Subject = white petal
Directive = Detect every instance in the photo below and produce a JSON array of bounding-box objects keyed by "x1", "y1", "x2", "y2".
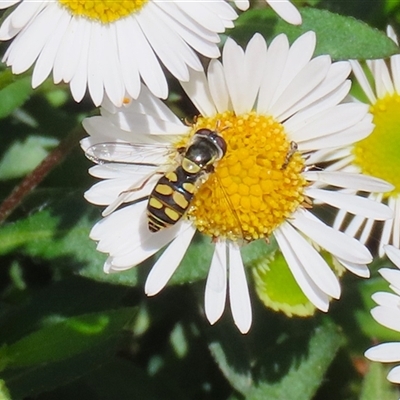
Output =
[
  {"x1": 371, "y1": 305, "x2": 400, "y2": 332},
  {"x1": 176, "y1": 0, "x2": 226, "y2": 33},
  {"x1": 115, "y1": 18, "x2": 140, "y2": 99},
  {"x1": 110, "y1": 221, "x2": 192, "y2": 269},
  {"x1": 221, "y1": 33, "x2": 266, "y2": 114},
  {"x1": 372, "y1": 292, "x2": 400, "y2": 309},
  {"x1": 289, "y1": 103, "x2": 369, "y2": 143},
  {"x1": 128, "y1": 16, "x2": 168, "y2": 99},
  {"x1": 234, "y1": 0, "x2": 249, "y2": 11},
  {"x1": 277, "y1": 66, "x2": 351, "y2": 123},
  {"x1": 54, "y1": 16, "x2": 83, "y2": 84},
  {"x1": 269, "y1": 31, "x2": 317, "y2": 112},
  {"x1": 350, "y1": 60, "x2": 376, "y2": 104},
  {"x1": 0, "y1": 0, "x2": 22, "y2": 11},
  {"x1": 277, "y1": 221, "x2": 341, "y2": 298},
  {"x1": 274, "y1": 224, "x2": 330, "y2": 311},
  {"x1": 305, "y1": 188, "x2": 393, "y2": 220},
  {"x1": 365, "y1": 343, "x2": 400, "y2": 363},
  {"x1": 228, "y1": 243, "x2": 252, "y2": 334},
  {"x1": 387, "y1": 365, "x2": 400, "y2": 384},
  {"x1": 393, "y1": 198, "x2": 400, "y2": 249},
  {"x1": 180, "y1": 67, "x2": 217, "y2": 117},
  {"x1": 385, "y1": 245, "x2": 400, "y2": 269},
  {"x1": 8, "y1": 3, "x2": 61, "y2": 74},
  {"x1": 379, "y1": 197, "x2": 397, "y2": 257},
  {"x1": 144, "y1": 225, "x2": 196, "y2": 296},
  {"x1": 304, "y1": 171, "x2": 393, "y2": 193},
  {"x1": 207, "y1": 59, "x2": 230, "y2": 113},
  {"x1": 69, "y1": 20, "x2": 90, "y2": 102},
  {"x1": 137, "y1": 4, "x2": 194, "y2": 81},
  {"x1": 101, "y1": 25, "x2": 125, "y2": 107},
  {"x1": 267, "y1": 0, "x2": 302, "y2": 25},
  {"x1": 379, "y1": 268, "x2": 400, "y2": 291},
  {"x1": 257, "y1": 34, "x2": 289, "y2": 113},
  {"x1": 297, "y1": 116, "x2": 373, "y2": 151},
  {"x1": 87, "y1": 22, "x2": 104, "y2": 106},
  {"x1": 242, "y1": 34, "x2": 267, "y2": 112},
  {"x1": 290, "y1": 209, "x2": 372, "y2": 264},
  {"x1": 368, "y1": 59, "x2": 394, "y2": 97},
  {"x1": 205, "y1": 241, "x2": 227, "y2": 325},
  {"x1": 222, "y1": 37, "x2": 246, "y2": 115},
  {"x1": 336, "y1": 259, "x2": 370, "y2": 278},
  {"x1": 271, "y1": 56, "x2": 331, "y2": 120}
]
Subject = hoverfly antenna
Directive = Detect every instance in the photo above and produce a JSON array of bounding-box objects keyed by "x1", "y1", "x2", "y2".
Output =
[{"x1": 215, "y1": 120, "x2": 231, "y2": 134}]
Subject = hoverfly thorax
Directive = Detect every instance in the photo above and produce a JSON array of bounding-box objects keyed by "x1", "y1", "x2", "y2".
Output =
[{"x1": 147, "y1": 128, "x2": 227, "y2": 233}]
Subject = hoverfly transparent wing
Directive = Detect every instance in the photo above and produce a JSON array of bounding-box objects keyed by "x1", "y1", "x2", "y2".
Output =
[
  {"x1": 85, "y1": 142, "x2": 176, "y2": 217},
  {"x1": 85, "y1": 142, "x2": 173, "y2": 167}
]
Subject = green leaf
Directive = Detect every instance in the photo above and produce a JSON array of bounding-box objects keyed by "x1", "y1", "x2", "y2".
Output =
[
  {"x1": 0, "y1": 72, "x2": 33, "y2": 119},
  {"x1": 357, "y1": 277, "x2": 400, "y2": 342},
  {"x1": 1, "y1": 307, "x2": 135, "y2": 369},
  {"x1": 0, "y1": 195, "x2": 139, "y2": 286},
  {"x1": 169, "y1": 233, "x2": 213, "y2": 285},
  {"x1": 230, "y1": 8, "x2": 399, "y2": 61},
  {"x1": 0, "y1": 380, "x2": 11, "y2": 400},
  {"x1": 208, "y1": 317, "x2": 344, "y2": 400},
  {"x1": 0, "y1": 276, "x2": 131, "y2": 344},
  {"x1": 385, "y1": 0, "x2": 400, "y2": 14},
  {"x1": 360, "y1": 362, "x2": 399, "y2": 400},
  {"x1": 2, "y1": 335, "x2": 120, "y2": 400},
  {"x1": 0, "y1": 275, "x2": 134, "y2": 398},
  {"x1": 170, "y1": 235, "x2": 276, "y2": 286},
  {"x1": 0, "y1": 136, "x2": 59, "y2": 180},
  {"x1": 85, "y1": 359, "x2": 168, "y2": 400}
]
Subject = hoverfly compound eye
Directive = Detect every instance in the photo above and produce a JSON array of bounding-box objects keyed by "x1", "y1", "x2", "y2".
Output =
[
  {"x1": 194, "y1": 128, "x2": 214, "y2": 137},
  {"x1": 194, "y1": 128, "x2": 227, "y2": 158},
  {"x1": 212, "y1": 134, "x2": 227, "y2": 156}
]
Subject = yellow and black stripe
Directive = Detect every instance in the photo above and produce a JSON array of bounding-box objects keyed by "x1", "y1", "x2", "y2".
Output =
[
  {"x1": 146, "y1": 128, "x2": 227, "y2": 233},
  {"x1": 147, "y1": 165, "x2": 197, "y2": 232}
]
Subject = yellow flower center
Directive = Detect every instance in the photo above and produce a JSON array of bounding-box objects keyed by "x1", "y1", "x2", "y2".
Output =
[
  {"x1": 184, "y1": 112, "x2": 307, "y2": 242},
  {"x1": 352, "y1": 94, "x2": 400, "y2": 196},
  {"x1": 58, "y1": 0, "x2": 148, "y2": 23}
]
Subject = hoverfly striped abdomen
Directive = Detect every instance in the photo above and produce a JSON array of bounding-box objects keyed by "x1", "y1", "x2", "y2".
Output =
[{"x1": 147, "y1": 128, "x2": 227, "y2": 232}]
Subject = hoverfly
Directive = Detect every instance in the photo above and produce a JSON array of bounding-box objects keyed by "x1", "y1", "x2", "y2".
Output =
[{"x1": 85, "y1": 128, "x2": 227, "y2": 233}]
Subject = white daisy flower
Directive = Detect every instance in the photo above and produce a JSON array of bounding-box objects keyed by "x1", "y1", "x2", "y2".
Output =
[
  {"x1": 365, "y1": 245, "x2": 400, "y2": 386},
  {"x1": 234, "y1": 0, "x2": 302, "y2": 25},
  {"x1": 319, "y1": 26, "x2": 400, "y2": 257},
  {"x1": 0, "y1": 0, "x2": 300, "y2": 107},
  {"x1": 81, "y1": 32, "x2": 392, "y2": 334},
  {"x1": 0, "y1": 0, "x2": 239, "y2": 106}
]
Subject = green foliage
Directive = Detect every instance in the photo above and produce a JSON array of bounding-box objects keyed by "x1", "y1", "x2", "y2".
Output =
[
  {"x1": 208, "y1": 317, "x2": 344, "y2": 400},
  {"x1": 230, "y1": 8, "x2": 399, "y2": 60},
  {"x1": 0, "y1": 1, "x2": 399, "y2": 399},
  {"x1": 360, "y1": 362, "x2": 399, "y2": 400},
  {"x1": 0, "y1": 72, "x2": 33, "y2": 120},
  {"x1": 0, "y1": 136, "x2": 59, "y2": 180},
  {"x1": 1, "y1": 308, "x2": 136, "y2": 369}
]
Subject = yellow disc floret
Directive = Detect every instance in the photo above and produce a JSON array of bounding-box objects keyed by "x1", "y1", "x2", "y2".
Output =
[
  {"x1": 353, "y1": 94, "x2": 400, "y2": 196},
  {"x1": 184, "y1": 112, "x2": 307, "y2": 242},
  {"x1": 59, "y1": 0, "x2": 148, "y2": 23}
]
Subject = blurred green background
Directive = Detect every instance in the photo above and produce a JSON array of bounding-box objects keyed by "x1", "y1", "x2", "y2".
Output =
[{"x1": 0, "y1": 0, "x2": 400, "y2": 399}]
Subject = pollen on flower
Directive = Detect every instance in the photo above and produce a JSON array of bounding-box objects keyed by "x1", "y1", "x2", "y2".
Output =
[
  {"x1": 58, "y1": 0, "x2": 148, "y2": 23},
  {"x1": 184, "y1": 112, "x2": 307, "y2": 242},
  {"x1": 352, "y1": 94, "x2": 400, "y2": 197}
]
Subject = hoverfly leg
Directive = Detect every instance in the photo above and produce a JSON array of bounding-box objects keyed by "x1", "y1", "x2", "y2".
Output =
[
  {"x1": 281, "y1": 141, "x2": 298, "y2": 170},
  {"x1": 211, "y1": 236, "x2": 219, "y2": 244},
  {"x1": 102, "y1": 171, "x2": 162, "y2": 217}
]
